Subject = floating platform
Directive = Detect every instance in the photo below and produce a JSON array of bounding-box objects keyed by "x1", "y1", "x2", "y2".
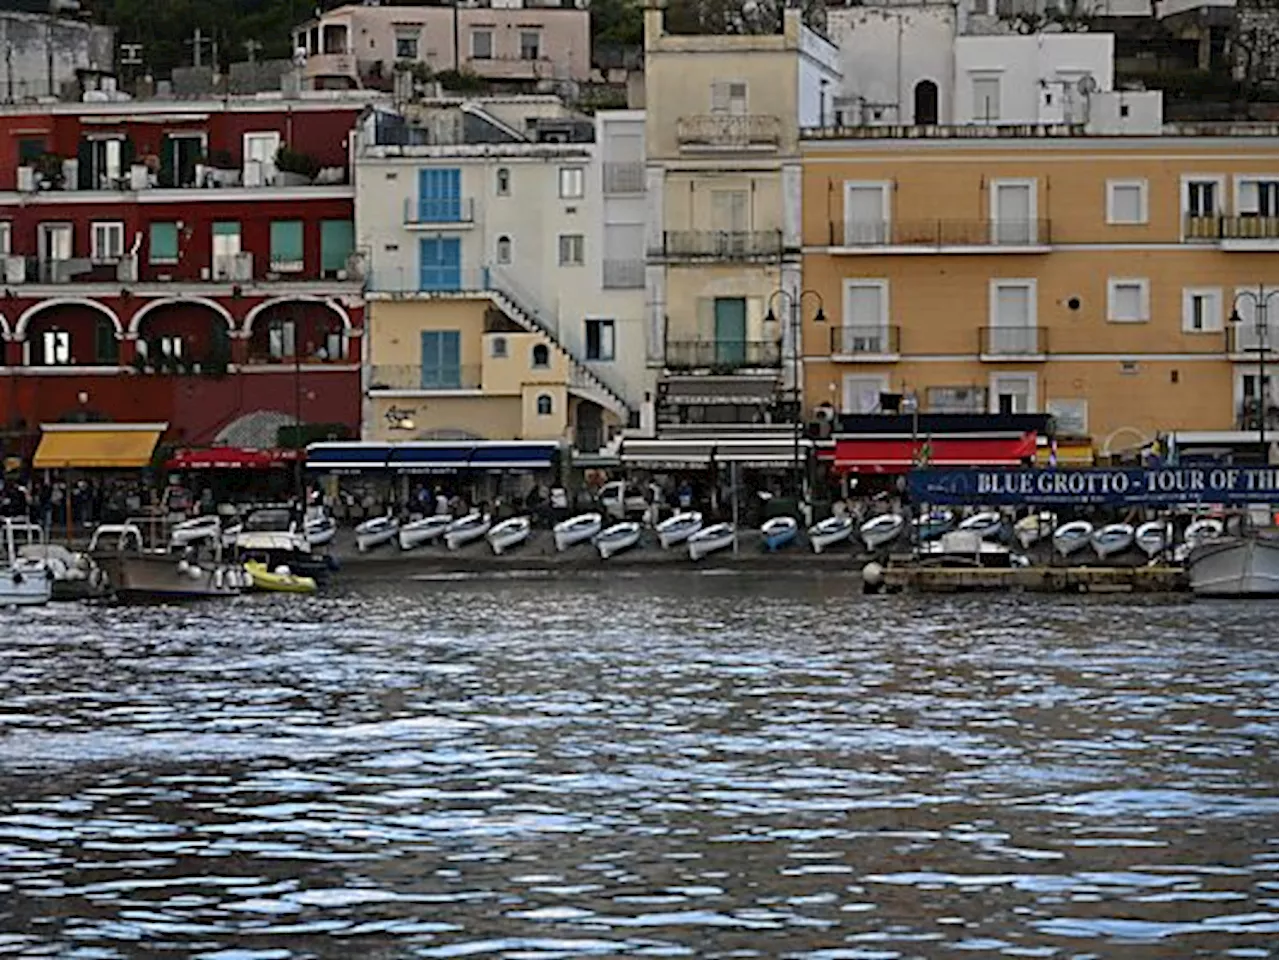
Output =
[{"x1": 880, "y1": 563, "x2": 1188, "y2": 594}]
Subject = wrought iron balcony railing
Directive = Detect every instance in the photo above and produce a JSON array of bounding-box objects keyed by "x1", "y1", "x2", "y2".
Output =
[
  {"x1": 665, "y1": 339, "x2": 781, "y2": 371},
  {"x1": 829, "y1": 325, "x2": 901, "y2": 356},
  {"x1": 833, "y1": 219, "x2": 1051, "y2": 248},
  {"x1": 651, "y1": 230, "x2": 784, "y2": 260},
  {"x1": 980, "y1": 326, "x2": 1048, "y2": 357}
]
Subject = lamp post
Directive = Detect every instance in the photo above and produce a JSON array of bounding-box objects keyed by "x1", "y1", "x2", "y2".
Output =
[
  {"x1": 764, "y1": 288, "x2": 826, "y2": 507},
  {"x1": 1229, "y1": 286, "x2": 1278, "y2": 464}
]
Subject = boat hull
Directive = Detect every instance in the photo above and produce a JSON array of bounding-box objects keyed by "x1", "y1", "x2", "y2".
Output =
[
  {"x1": 445, "y1": 516, "x2": 491, "y2": 551},
  {"x1": 761, "y1": 518, "x2": 798, "y2": 552},
  {"x1": 97, "y1": 554, "x2": 242, "y2": 602},
  {"x1": 688, "y1": 528, "x2": 736, "y2": 561},
  {"x1": 488, "y1": 520, "x2": 531, "y2": 555},
  {"x1": 657, "y1": 513, "x2": 703, "y2": 549},
  {"x1": 861, "y1": 516, "x2": 904, "y2": 551},
  {"x1": 1091, "y1": 524, "x2": 1135, "y2": 560},
  {"x1": 398, "y1": 517, "x2": 452, "y2": 550},
  {"x1": 0, "y1": 567, "x2": 53, "y2": 606},
  {"x1": 1188, "y1": 534, "x2": 1279, "y2": 598},
  {"x1": 596, "y1": 524, "x2": 641, "y2": 559},
  {"x1": 356, "y1": 524, "x2": 399, "y2": 552},
  {"x1": 555, "y1": 514, "x2": 603, "y2": 552}
]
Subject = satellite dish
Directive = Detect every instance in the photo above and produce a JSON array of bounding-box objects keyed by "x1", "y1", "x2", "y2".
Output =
[{"x1": 1076, "y1": 74, "x2": 1099, "y2": 95}]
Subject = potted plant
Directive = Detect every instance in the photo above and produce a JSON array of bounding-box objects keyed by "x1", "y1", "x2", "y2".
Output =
[
  {"x1": 275, "y1": 146, "x2": 320, "y2": 185},
  {"x1": 34, "y1": 152, "x2": 65, "y2": 190}
]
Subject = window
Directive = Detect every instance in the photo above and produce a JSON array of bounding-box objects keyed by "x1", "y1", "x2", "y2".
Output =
[
  {"x1": 559, "y1": 167, "x2": 584, "y2": 199},
  {"x1": 420, "y1": 330, "x2": 461, "y2": 388},
  {"x1": 90, "y1": 221, "x2": 125, "y2": 262},
  {"x1": 1046, "y1": 398, "x2": 1088, "y2": 435},
  {"x1": 270, "y1": 220, "x2": 304, "y2": 272},
  {"x1": 558, "y1": 234, "x2": 584, "y2": 266},
  {"x1": 471, "y1": 30, "x2": 493, "y2": 59},
  {"x1": 158, "y1": 335, "x2": 184, "y2": 358},
  {"x1": 320, "y1": 219, "x2": 355, "y2": 276},
  {"x1": 243, "y1": 131, "x2": 281, "y2": 183},
  {"x1": 520, "y1": 30, "x2": 541, "y2": 60},
  {"x1": 990, "y1": 373, "x2": 1036, "y2": 414},
  {"x1": 419, "y1": 168, "x2": 463, "y2": 222},
  {"x1": 17, "y1": 138, "x2": 45, "y2": 166},
  {"x1": 843, "y1": 182, "x2": 890, "y2": 245},
  {"x1": 212, "y1": 221, "x2": 242, "y2": 259},
  {"x1": 988, "y1": 279, "x2": 1039, "y2": 355},
  {"x1": 395, "y1": 32, "x2": 418, "y2": 60},
  {"x1": 531, "y1": 343, "x2": 550, "y2": 368},
  {"x1": 840, "y1": 279, "x2": 889, "y2": 353},
  {"x1": 1184, "y1": 178, "x2": 1219, "y2": 217},
  {"x1": 268, "y1": 319, "x2": 296, "y2": 359},
  {"x1": 491, "y1": 336, "x2": 508, "y2": 358},
  {"x1": 496, "y1": 167, "x2": 510, "y2": 195},
  {"x1": 1107, "y1": 278, "x2": 1149, "y2": 323},
  {"x1": 585, "y1": 319, "x2": 615, "y2": 361},
  {"x1": 149, "y1": 222, "x2": 178, "y2": 264},
  {"x1": 971, "y1": 75, "x2": 1001, "y2": 122},
  {"x1": 842, "y1": 374, "x2": 889, "y2": 414},
  {"x1": 1237, "y1": 177, "x2": 1279, "y2": 218},
  {"x1": 496, "y1": 235, "x2": 512, "y2": 264},
  {"x1": 990, "y1": 179, "x2": 1037, "y2": 244},
  {"x1": 710, "y1": 81, "x2": 748, "y2": 115},
  {"x1": 536, "y1": 393, "x2": 553, "y2": 416},
  {"x1": 1182, "y1": 288, "x2": 1223, "y2": 333},
  {"x1": 1106, "y1": 179, "x2": 1148, "y2": 225},
  {"x1": 41, "y1": 330, "x2": 71, "y2": 365}
]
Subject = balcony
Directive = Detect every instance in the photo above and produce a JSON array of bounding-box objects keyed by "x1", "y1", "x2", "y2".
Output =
[
  {"x1": 980, "y1": 326, "x2": 1048, "y2": 360},
  {"x1": 404, "y1": 197, "x2": 476, "y2": 229},
  {"x1": 665, "y1": 339, "x2": 781, "y2": 372},
  {"x1": 830, "y1": 325, "x2": 901, "y2": 360},
  {"x1": 676, "y1": 115, "x2": 782, "y2": 152},
  {"x1": 1183, "y1": 214, "x2": 1279, "y2": 251},
  {"x1": 7, "y1": 255, "x2": 138, "y2": 285},
  {"x1": 830, "y1": 219, "x2": 1052, "y2": 252},
  {"x1": 366, "y1": 364, "x2": 483, "y2": 393},
  {"x1": 602, "y1": 259, "x2": 644, "y2": 289},
  {"x1": 1230, "y1": 321, "x2": 1279, "y2": 359},
  {"x1": 3, "y1": 252, "x2": 365, "y2": 290},
  {"x1": 602, "y1": 162, "x2": 644, "y2": 195},
  {"x1": 650, "y1": 230, "x2": 784, "y2": 262},
  {"x1": 1237, "y1": 398, "x2": 1280, "y2": 432}
]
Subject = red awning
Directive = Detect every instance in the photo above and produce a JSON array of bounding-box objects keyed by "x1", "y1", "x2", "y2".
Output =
[
  {"x1": 833, "y1": 433, "x2": 1037, "y2": 473},
  {"x1": 166, "y1": 447, "x2": 301, "y2": 470}
]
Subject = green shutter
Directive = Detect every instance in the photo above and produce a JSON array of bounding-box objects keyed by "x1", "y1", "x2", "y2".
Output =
[
  {"x1": 320, "y1": 219, "x2": 354, "y2": 273},
  {"x1": 270, "y1": 220, "x2": 304, "y2": 268},
  {"x1": 149, "y1": 222, "x2": 178, "y2": 263},
  {"x1": 213, "y1": 221, "x2": 239, "y2": 237}
]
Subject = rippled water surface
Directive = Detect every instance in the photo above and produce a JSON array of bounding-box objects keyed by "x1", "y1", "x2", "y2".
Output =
[{"x1": 0, "y1": 575, "x2": 1276, "y2": 959}]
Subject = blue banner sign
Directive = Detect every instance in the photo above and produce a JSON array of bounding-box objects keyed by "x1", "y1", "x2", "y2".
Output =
[{"x1": 909, "y1": 466, "x2": 1278, "y2": 506}]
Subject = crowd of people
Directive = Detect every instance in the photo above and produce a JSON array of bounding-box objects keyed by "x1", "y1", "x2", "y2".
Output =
[{"x1": 0, "y1": 476, "x2": 153, "y2": 528}]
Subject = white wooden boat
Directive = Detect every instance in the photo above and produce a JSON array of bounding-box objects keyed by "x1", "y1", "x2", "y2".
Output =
[
  {"x1": 1, "y1": 520, "x2": 51, "y2": 606},
  {"x1": 657, "y1": 511, "x2": 703, "y2": 549},
  {"x1": 596, "y1": 521, "x2": 642, "y2": 559},
  {"x1": 958, "y1": 510, "x2": 1004, "y2": 541},
  {"x1": 554, "y1": 512, "x2": 602, "y2": 552},
  {"x1": 355, "y1": 513, "x2": 400, "y2": 552},
  {"x1": 444, "y1": 513, "x2": 491, "y2": 551},
  {"x1": 808, "y1": 514, "x2": 854, "y2": 554},
  {"x1": 760, "y1": 516, "x2": 798, "y2": 551},
  {"x1": 1175, "y1": 517, "x2": 1226, "y2": 563},
  {"x1": 487, "y1": 516, "x2": 531, "y2": 555},
  {"x1": 913, "y1": 508, "x2": 956, "y2": 542},
  {"x1": 860, "y1": 513, "x2": 905, "y2": 550},
  {"x1": 1091, "y1": 522, "x2": 1135, "y2": 559},
  {"x1": 1135, "y1": 520, "x2": 1172, "y2": 559},
  {"x1": 1188, "y1": 531, "x2": 1279, "y2": 597},
  {"x1": 1053, "y1": 519, "x2": 1094, "y2": 558},
  {"x1": 1014, "y1": 511, "x2": 1057, "y2": 549},
  {"x1": 303, "y1": 511, "x2": 336, "y2": 548},
  {"x1": 688, "y1": 522, "x2": 736, "y2": 561},
  {"x1": 169, "y1": 515, "x2": 223, "y2": 548},
  {"x1": 398, "y1": 514, "x2": 452, "y2": 550},
  {"x1": 919, "y1": 530, "x2": 1018, "y2": 568}
]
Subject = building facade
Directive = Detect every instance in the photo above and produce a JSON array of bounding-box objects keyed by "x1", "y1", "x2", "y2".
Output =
[
  {"x1": 0, "y1": 10, "x2": 114, "y2": 103},
  {"x1": 800, "y1": 122, "x2": 1279, "y2": 461},
  {"x1": 0, "y1": 92, "x2": 378, "y2": 457},
  {"x1": 354, "y1": 97, "x2": 642, "y2": 449}
]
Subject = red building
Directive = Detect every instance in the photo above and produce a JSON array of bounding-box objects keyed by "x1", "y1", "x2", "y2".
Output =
[{"x1": 0, "y1": 91, "x2": 382, "y2": 460}]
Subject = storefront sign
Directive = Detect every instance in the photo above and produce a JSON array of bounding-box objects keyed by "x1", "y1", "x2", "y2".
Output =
[{"x1": 909, "y1": 466, "x2": 1278, "y2": 506}]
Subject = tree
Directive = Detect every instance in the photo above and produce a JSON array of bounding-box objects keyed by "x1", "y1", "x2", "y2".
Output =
[
  {"x1": 1228, "y1": 0, "x2": 1279, "y2": 105},
  {"x1": 664, "y1": 0, "x2": 826, "y2": 36}
]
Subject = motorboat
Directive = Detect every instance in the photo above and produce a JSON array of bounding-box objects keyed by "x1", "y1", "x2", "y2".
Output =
[
  {"x1": 1, "y1": 520, "x2": 52, "y2": 606},
  {"x1": 1091, "y1": 522, "x2": 1136, "y2": 560},
  {"x1": 398, "y1": 514, "x2": 452, "y2": 550},
  {"x1": 91, "y1": 523, "x2": 245, "y2": 602},
  {"x1": 1135, "y1": 520, "x2": 1173, "y2": 559},
  {"x1": 1187, "y1": 530, "x2": 1279, "y2": 597},
  {"x1": 958, "y1": 511, "x2": 1005, "y2": 542},
  {"x1": 914, "y1": 508, "x2": 956, "y2": 542},
  {"x1": 444, "y1": 513, "x2": 491, "y2": 551},
  {"x1": 487, "y1": 516, "x2": 531, "y2": 555},
  {"x1": 8, "y1": 519, "x2": 105, "y2": 600},
  {"x1": 554, "y1": 513, "x2": 602, "y2": 552},
  {"x1": 918, "y1": 530, "x2": 1018, "y2": 568},
  {"x1": 355, "y1": 513, "x2": 400, "y2": 552},
  {"x1": 235, "y1": 506, "x2": 332, "y2": 582},
  {"x1": 760, "y1": 516, "x2": 798, "y2": 551},
  {"x1": 808, "y1": 514, "x2": 854, "y2": 554},
  {"x1": 657, "y1": 511, "x2": 703, "y2": 549},
  {"x1": 688, "y1": 523, "x2": 736, "y2": 561},
  {"x1": 304, "y1": 509, "x2": 337, "y2": 549},
  {"x1": 244, "y1": 561, "x2": 317, "y2": 595},
  {"x1": 1015, "y1": 511, "x2": 1057, "y2": 549},
  {"x1": 1053, "y1": 520, "x2": 1094, "y2": 558},
  {"x1": 860, "y1": 513, "x2": 905, "y2": 551},
  {"x1": 1175, "y1": 518, "x2": 1226, "y2": 563},
  {"x1": 169, "y1": 515, "x2": 223, "y2": 548},
  {"x1": 596, "y1": 521, "x2": 642, "y2": 559}
]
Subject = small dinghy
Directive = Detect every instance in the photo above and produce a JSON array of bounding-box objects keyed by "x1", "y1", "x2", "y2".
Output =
[
  {"x1": 914, "y1": 508, "x2": 956, "y2": 542},
  {"x1": 355, "y1": 513, "x2": 400, "y2": 552},
  {"x1": 958, "y1": 510, "x2": 1004, "y2": 542},
  {"x1": 169, "y1": 515, "x2": 223, "y2": 548},
  {"x1": 444, "y1": 512, "x2": 491, "y2": 551},
  {"x1": 1015, "y1": 511, "x2": 1057, "y2": 549},
  {"x1": 554, "y1": 513, "x2": 603, "y2": 552},
  {"x1": 688, "y1": 522, "x2": 736, "y2": 561},
  {"x1": 1175, "y1": 517, "x2": 1226, "y2": 563},
  {"x1": 1053, "y1": 519, "x2": 1094, "y2": 558},
  {"x1": 399, "y1": 514, "x2": 452, "y2": 550},
  {"x1": 657, "y1": 511, "x2": 703, "y2": 549},
  {"x1": 487, "y1": 516, "x2": 531, "y2": 555},
  {"x1": 808, "y1": 514, "x2": 854, "y2": 554},
  {"x1": 244, "y1": 561, "x2": 317, "y2": 594},
  {"x1": 304, "y1": 512, "x2": 337, "y2": 548},
  {"x1": 860, "y1": 513, "x2": 905, "y2": 550},
  {"x1": 1092, "y1": 522, "x2": 1135, "y2": 559},
  {"x1": 760, "y1": 516, "x2": 798, "y2": 551},
  {"x1": 596, "y1": 521, "x2": 642, "y2": 559},
  {"x1": 1135, "y1": 520, "x2": 1172, "y2": 559}
]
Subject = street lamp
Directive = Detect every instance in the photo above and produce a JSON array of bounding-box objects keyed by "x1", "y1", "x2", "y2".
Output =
[
  {"x1": 764, "y1": 289, "x2": 826, "y2": 505},
  {"x1": 1229, "y1": 285, "x2": 1278, "y2": 464}
]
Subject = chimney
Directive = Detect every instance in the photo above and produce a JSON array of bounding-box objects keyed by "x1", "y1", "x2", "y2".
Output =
[
  {"x1": 783, "y1": 3, "x2": 802, "y2": 42},
  {"x1": 643, "y1": 0, "x2": 666, "y2": 49}
]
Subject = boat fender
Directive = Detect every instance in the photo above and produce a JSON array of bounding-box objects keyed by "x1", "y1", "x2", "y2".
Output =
[
  {"x1": 214, "y1": 569, "x2": 225, "y2": 590},
  {"x1": 11, "y1": 571, "x2": 21, "y2": 585},
  {"x1": 861, "y1": 562, "x2": 885, "y2": 594}
]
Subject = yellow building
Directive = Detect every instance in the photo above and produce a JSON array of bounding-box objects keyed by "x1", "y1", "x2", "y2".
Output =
[{"x1": 800, "y1": 124, "x2": 1279, "y2": 460}]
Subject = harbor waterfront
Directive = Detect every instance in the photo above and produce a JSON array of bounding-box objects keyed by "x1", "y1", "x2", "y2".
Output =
[{"x1": 0, "y1": 577, "x2": 1274, "y2": 958}]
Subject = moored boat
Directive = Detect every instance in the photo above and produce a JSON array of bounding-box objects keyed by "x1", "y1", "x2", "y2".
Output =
[
  {"x1": 304, "y1": 509, "x2": 337, "y2": 548},
  {"x1": 8, "y1": 519, "x2": 105, "y2": 600},
  {"x1": 398, "y1": 514, "x2": 452, "y2": 550},
  {"x1": 760, "y1": 516, "x2": 798, "y2": 551},
  {"x1": 595, "y1": 521, "x2": 642, "y2": 559},
  {"x1": 958, "y1": 510, "x2": 1005, "y2": 541},
  {"x1": 1052, "y1": 519, "x2": 1094, "y2": 558},
  {"x1": 92, "y1": 523, "x2": 244, "y2": 602},
  {"x1": 1175, "y1": 517, "x2": 1226, "y2": 563},
  {"x1": 1091, "y1": 522, "x2": 1136, "y2": 560},
  {"x1": 1015, "y1": 511, "x2": 1057, "y2": 549},
  {"x1": 444, "y1": 513, "x2": 491, "y2": 551},
  {"x1": 1187, "y1": 531, "x2": 1279, "y2": 597},
  {"x1": 918, "y1": 529, "x2": 1018, "y2": 568},
  {"x1": 860, "y1": 513, "x2": 905, "y2": 550},
  {"x1": 1, "y1": 520, "x2": 52, "y2": 606},
  {"x1": 169, "y1": 515, "x2": 224, "y2": 549},
  {"x1": 487, "y1": 516, "x2": 532, "y2": 555},
  {"x1": 808, "y1": 514, "x2": 854, "y2": 554},
  {"x1": 914, "y1": 508, "x2": 956, "y2": 542},
  {"x1": 1135, "y1": 520, "x2": 1172, "y2": 559},
  {"x1": 244, "y1": 560, "x2": 317, "y2": 594},
  {"x1": 355, "y1": 513, "x2": 400, "y2": 552},
  {"x1": 554, "y1": 513, "x2": 603, "y2": 552},
  {"x1": 688, "y1": 523, "x2": 736, "y2": 561},
  {"x1": 657, "y1": 511, "x2": 703, "y2": 549}
]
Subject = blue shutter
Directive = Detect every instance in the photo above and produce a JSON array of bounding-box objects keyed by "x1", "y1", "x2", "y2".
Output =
[
  {"x1": 420, "y1": 330, "x2": 461, "y2": 388},
  {"x1": 418, "y1": 168, "x2": 462, "y2": 222},
  {"x1": 418, "y1": 237, "x2": 461, "y2": 292}
]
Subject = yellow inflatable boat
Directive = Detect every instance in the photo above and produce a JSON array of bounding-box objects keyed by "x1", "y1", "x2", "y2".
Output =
[{"x1": 243, "y1": 561, "x2": 317, "y2": 594}]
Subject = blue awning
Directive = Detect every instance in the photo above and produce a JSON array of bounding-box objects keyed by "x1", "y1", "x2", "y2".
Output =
[
  {"x1": 306, "y1": 441, "x2": 559, "y2": 473},
  {"x1": 306, "y1": 443, "x2": 391, "y2": 471},
  {"x1": 389, "y1": 444, "x2": 475, "y2": 472},
  {"x1": 469, "y1": 442, "x2": 558, "y2": 470}
]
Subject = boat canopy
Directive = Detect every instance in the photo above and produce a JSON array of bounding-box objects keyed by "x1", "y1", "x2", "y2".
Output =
[{"x1": 33, "y1": 422, "x2": 167, "y2": 470}]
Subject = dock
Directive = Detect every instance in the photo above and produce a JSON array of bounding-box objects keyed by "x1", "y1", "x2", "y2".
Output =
[{"x1": 880, "y1": 563, "x2": 1187, "y2": 594}]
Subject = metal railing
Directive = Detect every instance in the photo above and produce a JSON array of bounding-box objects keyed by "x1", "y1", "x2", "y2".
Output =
[
  {"x1": 665, "y1": 339, "x2": 781, "y2": 370},
  {"x1": 404, "y1": 196, "x2": 476, "y2": 226},
  {"x1": 366, "y1": 364, "x2": 483, "y2": 391},
  {"x1": 602, "y1": 258, "x2": 644, "y2": 289},
  {"x1": 602, "y1": 161, "x2": 644, "y2": 195},
  {"x1": 651, "y1": 230, "x2": 784, "y2": 260},
  {"x1": 830, "y1": 325, "x2": 900, "y2": 355},
  {"x1": 1184, "y1": 214, "x2": 1279, "y2": 241},
  {"x1": 980, "y1": 326, "x2": 1047, "y2": 357},
  {"x1": 833, "y1": 219, "x2": 1051, "y2": 247},
  {"x1": 676, "y1": 115, "x2": 782, "y2": 149}
]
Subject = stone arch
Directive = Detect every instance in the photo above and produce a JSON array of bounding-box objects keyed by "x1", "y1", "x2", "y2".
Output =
[
  {"x1": 14, "y1": 297, "x2": 123, "y2": 341},
  {"x1": 242, "y1": 295, "x2": 353, "y2": 338},
  {"x1": 0, "y1": 311, "x2": 10, "y2": 341},
  {"x1": 128, "y1": 296, "x2": 237, "y2": 338}
]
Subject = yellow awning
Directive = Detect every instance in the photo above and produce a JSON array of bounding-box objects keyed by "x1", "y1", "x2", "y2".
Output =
[
  {"x1": 33, "y1": 423, "x2": 167, "y2": 470},
  {"x1": 1036, "y1": 440, "x2": 1095, "y2": 467}
]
